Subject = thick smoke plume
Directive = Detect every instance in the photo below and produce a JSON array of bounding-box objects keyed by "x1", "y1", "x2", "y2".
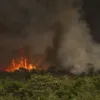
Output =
[
  {"x1": 56, "y1": 0, "x2": 100, "y2": 75},
  {"x1": 0, "y1": 0, "x2": 100, "y2": 74}
]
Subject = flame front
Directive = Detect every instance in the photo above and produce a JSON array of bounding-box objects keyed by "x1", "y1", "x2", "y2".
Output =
[{"x1": 6, "y1": 56, "x2": 36, "y2": 72}]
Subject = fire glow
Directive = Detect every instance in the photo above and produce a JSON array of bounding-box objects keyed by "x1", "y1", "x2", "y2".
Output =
[
  {"x1": 5, "y1": 47, "x2": 50, "y2": 72},
  {"x1": 6, "y1": 56, "x2": 36, "y2": 72}
]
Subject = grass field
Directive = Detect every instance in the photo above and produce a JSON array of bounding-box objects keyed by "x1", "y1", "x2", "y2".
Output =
[{"x1": 0, "y1": 70, "x2": 100, "y2": 100}]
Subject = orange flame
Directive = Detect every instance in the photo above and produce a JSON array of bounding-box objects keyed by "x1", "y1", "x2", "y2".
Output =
[
  {"x1": 5, "y1": 47, "x2": 50, "y2": 72},
  {"x1": 6, "y1": 56, "x2": 36, "y2": 72}
]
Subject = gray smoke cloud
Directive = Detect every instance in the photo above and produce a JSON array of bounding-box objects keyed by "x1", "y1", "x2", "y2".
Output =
[
  {"x1": 0, "y1": 0, "x2": 100, "y2": 74},
  {"x1": 56, "y1": 1, "x2": 100, "y2": 75}
]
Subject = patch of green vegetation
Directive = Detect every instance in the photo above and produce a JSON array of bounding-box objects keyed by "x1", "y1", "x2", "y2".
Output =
[{"x1": 0, "y1": 71, "x2": 100, "y2": 100}]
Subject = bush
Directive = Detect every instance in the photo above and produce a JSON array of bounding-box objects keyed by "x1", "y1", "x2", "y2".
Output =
[{"x1": 0, "y1": 72, "x2": 100, "y2": 100}]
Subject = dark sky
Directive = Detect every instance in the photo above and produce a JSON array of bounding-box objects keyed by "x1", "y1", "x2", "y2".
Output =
[
  {"x1": 82, "y1": 0, "x2": 100, "y2": 43},
  {"x1": 0, "y1": 0, "x2": 100, "y2": 69}
]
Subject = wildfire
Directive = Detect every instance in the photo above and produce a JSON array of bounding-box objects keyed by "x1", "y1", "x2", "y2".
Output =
[
  {"x1": 6, "y1": 56, "x2": 36, "y2": 72},
  {"x1": 5, "y1": 47, "x2": 50, "y2": 72}
]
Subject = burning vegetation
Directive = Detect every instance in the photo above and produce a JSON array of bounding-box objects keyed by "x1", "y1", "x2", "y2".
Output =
[
  {"x1": 6, "y1": 56, "x2": 36, "y2": 72},
  {"x1": 5, "y1": 48, "x2": 49, "y2": 72}
]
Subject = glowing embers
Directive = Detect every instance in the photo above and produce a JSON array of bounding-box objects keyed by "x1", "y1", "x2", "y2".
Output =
[{"x1": 6, "y1": 56, "x2": 36, "y2": 72}]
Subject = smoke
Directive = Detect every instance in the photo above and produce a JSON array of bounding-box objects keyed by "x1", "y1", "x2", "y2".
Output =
[
  {"x1": 0, "y1": 0, "x2": 56, "y2": 67},
  {"x1": 0, "y1": 0, "x2": 100, "y2": 74},
  {"x1": 56, "y1": 0, "x2": 100, "y2": 75}
]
